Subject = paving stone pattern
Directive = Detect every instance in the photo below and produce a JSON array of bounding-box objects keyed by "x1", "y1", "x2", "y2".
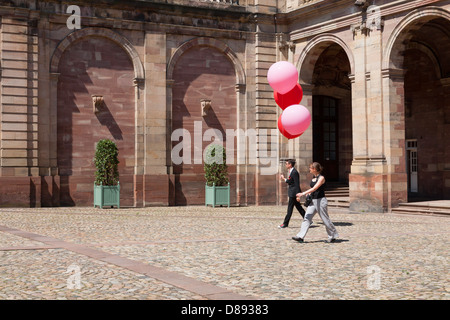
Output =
[{"x1": 0, "y1": 206, "x2": 448, "y2": 300}]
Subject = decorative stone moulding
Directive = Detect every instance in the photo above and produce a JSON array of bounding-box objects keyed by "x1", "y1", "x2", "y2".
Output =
[
  {"x1": 92, "y1": 95, "x2": 104, "y2": 114},
  {"x1": 201, "y1": 99, "x2": 212, "y2": 117},
  {"x1": 354, "y1": 0, "x2": 368, "y2": 7}
]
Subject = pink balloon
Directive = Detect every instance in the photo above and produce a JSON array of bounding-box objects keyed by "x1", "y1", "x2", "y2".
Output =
[
  {"x1": 278, "y1": 115, "x2": 302, "y2": 140},
  {"x1": 280, "y1": 105, "x2": 311, "y2": 136},
  {"x1": 267, "y1": 61, "x2": 298, "y2": 94}
]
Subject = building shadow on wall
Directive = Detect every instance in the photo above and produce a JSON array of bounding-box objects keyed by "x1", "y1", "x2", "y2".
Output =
[
  {"x1": 95, "y1": 101, "x2": 123, "y2": 140},
  {"x1": 58, "y1": 96, "x2": 123, "y2": 206},
  {"x1": 60, "y1": 175, "x2": 76, "y2": 206},
  {"x1": 172, "y1": 103, "x2": 227, "y2": 206},
  {"x1": 55, "y1": 37, "x2": 135, "y2": 207},
  {"x1": 203, "y1": 107, "x2": 226, "y2": 136},
  {"x1": 171, "y1": 46, "x2": 237, "y2": 206},
  {"x1": 57, "y1": 83, "x2": 85, "y2": 207}
]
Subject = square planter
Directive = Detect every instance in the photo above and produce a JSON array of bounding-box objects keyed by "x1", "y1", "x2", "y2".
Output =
[
  {"x1": 94, "y1": 182, "x2": 120, "y2": 209},
  {"x1": 205, "y1": 182, "x2": 230, "y2": 208}
]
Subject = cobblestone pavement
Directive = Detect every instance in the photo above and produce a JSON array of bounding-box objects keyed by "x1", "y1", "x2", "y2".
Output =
[{"x1": 0, "y1": 206, "x2": 448, "y2": 300}]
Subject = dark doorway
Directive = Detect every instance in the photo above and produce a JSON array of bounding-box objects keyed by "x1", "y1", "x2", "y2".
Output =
[
  {"x1": 309, "y1": 43, "x2": 352, "y2": 184},
  {"x1": 313, "y1": 95, "x2": 339, "y2": 181},
  {"x1": 402, "y1": 17, "x2": 450, "y2": 201}
]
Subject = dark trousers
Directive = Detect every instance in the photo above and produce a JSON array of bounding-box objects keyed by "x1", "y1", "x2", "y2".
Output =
[{"x1": 283, "y1": 197, "x2": 305, "y2": 226}]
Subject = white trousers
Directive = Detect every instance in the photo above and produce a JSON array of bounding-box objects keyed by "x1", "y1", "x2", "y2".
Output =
[{"x1": 296, "y1": 197, "x2": 339, "y2": 240}]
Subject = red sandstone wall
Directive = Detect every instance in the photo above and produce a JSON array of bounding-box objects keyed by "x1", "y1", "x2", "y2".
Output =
[
  {"x1": 56, "y1": 37, "x2": 136, "y2": 206},
  {"x1": 172, "y1": 45, "x2": 237, "y2": 205}
]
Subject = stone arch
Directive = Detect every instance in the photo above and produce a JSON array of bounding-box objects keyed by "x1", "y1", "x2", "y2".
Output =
[
  {"x1": 405, "y1": 41, "x2": 442, "y2": 79},
  {"x1": 50, "y1": 27, "x2": 144, "y2": 80},
  {"x1": 382, "y1": 6, "x2": 450, "y2": 203},
  {"x1": 383, "y1": 6, "x2": 450, "y2": 70},
  {"x1": 167, "y1": 37, "x2": 246, "y2": 86},
  {"x1": 297, "y1": 34, "x2": 355, "y2": 85},
  {"x1": 167, "y1": 37, "x2": 245, "y2": 206},
  {"x1": 47, "y1": 28, "x2": 145, "y2": 207},
  {"x1": 294, "y1": 34, "x2": 354, "y2": 184}
]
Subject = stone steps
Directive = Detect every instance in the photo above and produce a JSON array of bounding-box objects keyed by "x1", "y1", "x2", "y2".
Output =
[
  {"x1": 391, "y1": 201, "x2": 450, "y2": 217},
  {"x1": 325, "y1": 190, "x2": 450, "y2": 216},
  {"x1": 326, "y1": 185, "x2": 349, "y2": 208},
  {"x1": 327, "y1": 197, "x2": 350, "y2": 209}
]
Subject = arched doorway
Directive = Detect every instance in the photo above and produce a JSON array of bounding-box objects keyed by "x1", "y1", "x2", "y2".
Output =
[
  {"x1": 171, "y1": 44, "x2": 238, "y2": 205},
  {"x1": 309, "y1": 43, "x2": 353, "y2": 183},
  {"x1": 403, "y1": 17, "x2": 450, "y2": 201},
  {"x1": 387, "y1": 11, "x2": 450, "y2": 202},
  {"x1": 56, "y1": 36, "x2": 136, "y2": 206}
]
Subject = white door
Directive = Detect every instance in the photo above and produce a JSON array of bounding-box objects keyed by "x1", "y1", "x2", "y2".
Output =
[{"x1": 406, "y1": 140, "x2": 418, "y2": 193}]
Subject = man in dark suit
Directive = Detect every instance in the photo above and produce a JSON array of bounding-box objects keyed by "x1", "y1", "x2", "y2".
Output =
[{"x1": 279, "y1": 159, "x2": 305, "y2": 228}]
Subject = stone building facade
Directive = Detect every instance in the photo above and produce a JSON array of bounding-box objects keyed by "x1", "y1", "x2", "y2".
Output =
[{"x1": 0, "y1": 0, "x2": 448, "y2": 211}]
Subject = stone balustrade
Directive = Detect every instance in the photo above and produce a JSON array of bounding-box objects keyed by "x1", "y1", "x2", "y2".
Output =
[
  {"x1": 286, "y1": 0, "x2": 323, "y2": 10},
  {"x1": 160, "y1": 0, "x2": 243, "y2": 6},
  {"x1": 201, "y1": 0, "x2": 240, "y2": 4}
]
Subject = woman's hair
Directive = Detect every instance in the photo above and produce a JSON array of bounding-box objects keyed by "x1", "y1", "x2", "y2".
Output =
[{"x1": 310, "y1": 162, "x2": 323, "y2": 173}]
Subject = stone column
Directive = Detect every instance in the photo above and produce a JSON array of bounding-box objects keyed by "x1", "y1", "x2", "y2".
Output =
[
  {"x1": 142, "y1": 31, "x2": 169, "y2": 206},
  {"x1": 296, "y1": 83, "x2": 313, "y2": 192},
  {"x1": 166, "y1": 79, "x2": 175, "y2": 206},
  {"x1": 382, "y1": 68, "x2": 408, "y2": 209},
  {"x1": 133, "y1": 77, "x2": 145, "y2": 207},
  {"x1": 349, "y1": 23, "x2": 373, "y2": 212},
  {"x1": 442, "y1": 78, "x2": 450, "y2": 199},
  {"x1": 235, "y1": 83, "x2": 248, "y2": 206},
  {"x1": 253, "y1": 13, "x2": 277, "y2": 205}
]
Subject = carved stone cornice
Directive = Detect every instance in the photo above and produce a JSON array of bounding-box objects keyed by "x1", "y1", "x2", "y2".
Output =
[
  {"x1": 133, "y1": 77, "x2": 145, "y2": 89},
  {"x1": 381, "y1": 68, "x2": 405, "y2": 80},
  {"x1": 278, "y1": 40, "x2": 295, "y2": 52},
  {"x1": 235, "y1": 83, "x2": 246, "y2": 93}
]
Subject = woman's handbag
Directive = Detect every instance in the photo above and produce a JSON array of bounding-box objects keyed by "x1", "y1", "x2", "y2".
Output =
[{"x1": 304, "y1": 195, "x2": 312, "y2": 207}]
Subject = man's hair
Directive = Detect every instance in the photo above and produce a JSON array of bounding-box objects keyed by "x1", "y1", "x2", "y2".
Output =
[{"x1": 286, "y1": 159, "x2": 296, "y2": 167}]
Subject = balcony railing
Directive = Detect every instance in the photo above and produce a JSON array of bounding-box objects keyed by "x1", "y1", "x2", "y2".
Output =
[
  {"x1": 157, "y1": 0, "x2": 243, "y2": 6},
  {"x1": 286, "y1": 0, "x2": 323, "y2": 11},
  {"x1": 201, "y1": 0, "x2": 240, "y2": 4}
]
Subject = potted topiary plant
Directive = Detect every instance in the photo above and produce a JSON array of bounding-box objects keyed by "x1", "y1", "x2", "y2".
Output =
[
  {"x1": 204, "y1": 144, "x2": 230, "y2": 207},
  {"x1": 93, "y1": 139, "x2": 120, "y2": 208}
]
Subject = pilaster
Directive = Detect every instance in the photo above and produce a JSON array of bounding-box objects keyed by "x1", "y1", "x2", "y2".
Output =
[
  {"x1": 253, "y1": 13, "x2": 277, "y2": 205},
  {"x1": 382, "y1": 68, "x2": 408, "y2": 209},
  {"x1": 349, "y1": 8, "x2": 388, "y2": 213},
  {"x1": 0, "y1": 15, "x2": 39, "y2": 177},
  {"x1": 142, "y1": 31, "x2": 169, "y2": 206},
  {"x1": 0, "y1": 12, "x2": 41, "y2": 207}
]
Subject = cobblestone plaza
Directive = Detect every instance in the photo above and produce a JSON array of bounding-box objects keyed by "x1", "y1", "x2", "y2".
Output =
[
  {"x1": 0, "y1": 0, "x2": 449, "y2": 308},
  {"x1": 1, "y1": 206, "x2": 448, "y2": 300}
]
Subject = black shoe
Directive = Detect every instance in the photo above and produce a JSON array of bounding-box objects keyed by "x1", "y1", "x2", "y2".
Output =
[
  {"x1": 278, "y1": 224, "x2": 288, "y2": 229},
  {"x1": 292, "y1": 236, "x2": 304, "y2": 242}
]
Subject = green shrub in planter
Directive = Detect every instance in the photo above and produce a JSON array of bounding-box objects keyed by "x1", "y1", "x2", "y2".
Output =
[
  {"x1": 204, "y1": 144, "x2": 230, "y2": 207},
  {"x1": 93, "y1": 139, "x2": 120, "y2": 208}
]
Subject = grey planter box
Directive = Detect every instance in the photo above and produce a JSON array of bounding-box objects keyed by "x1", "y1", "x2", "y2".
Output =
[
  {"x1": 205, "y1": 182, "x2": 230, "y2": 208},
  {"x1": 94, "y1": 182, "x2": 120, "y2": 209}
]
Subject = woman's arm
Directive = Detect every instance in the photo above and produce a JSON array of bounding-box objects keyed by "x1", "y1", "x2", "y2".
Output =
[{"x1": 296, "y1": 176, "x2": 325, "y2": 197}]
